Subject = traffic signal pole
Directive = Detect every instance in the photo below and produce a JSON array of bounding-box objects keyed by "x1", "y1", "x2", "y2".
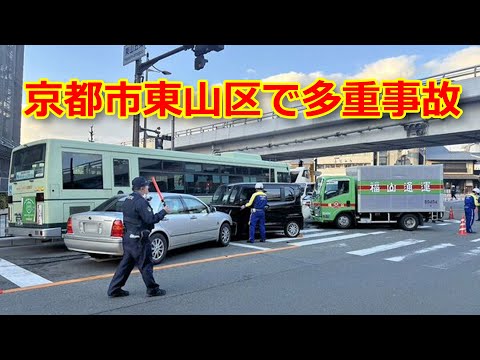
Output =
[
  {"x1": 131, "y1": 45, "x2": 224, "y2": 147},
  {"x1": 132, "y1": 45, "x2": 194, "y2": 147}
]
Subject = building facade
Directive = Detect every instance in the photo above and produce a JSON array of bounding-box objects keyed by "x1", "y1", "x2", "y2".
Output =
[{"x1": 0, "y1": 45, "x2": 24, "y2": 192}]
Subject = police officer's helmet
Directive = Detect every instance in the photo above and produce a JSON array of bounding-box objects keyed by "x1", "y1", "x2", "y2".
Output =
[
  {"x1": 132, "y1": 176, "x2": 150, "y2": 191},
  {"x1": 255, "y1": 182, "x2": 264, "y2": 189},
  {"x1": 474, "y1": 187, "x2": 480, "y2": 194}
]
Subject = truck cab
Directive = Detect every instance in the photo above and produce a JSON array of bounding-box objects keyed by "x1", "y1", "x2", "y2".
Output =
[{"x1": 312, "y1": 176, "x2": 357, "y2": 229}]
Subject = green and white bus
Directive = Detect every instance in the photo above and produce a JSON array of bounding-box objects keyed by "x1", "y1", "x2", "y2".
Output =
[{"x1": 8, "y1": 139, "x2": 290, "y2": 239}]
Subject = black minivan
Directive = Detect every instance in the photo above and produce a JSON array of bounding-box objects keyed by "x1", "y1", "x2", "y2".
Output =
[{"x1": 211, "y1": 182, "x2": 304, "y2": 238}]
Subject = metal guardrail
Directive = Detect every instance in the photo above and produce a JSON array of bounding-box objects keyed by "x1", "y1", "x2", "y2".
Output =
[{"x1": 118, "y1": 64, "x2": 480, "y2": 146}]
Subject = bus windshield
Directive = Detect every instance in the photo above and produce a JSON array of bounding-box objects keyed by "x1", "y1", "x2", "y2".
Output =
[{"x1": 10, "y1": 144, "x2": 46, "y2": 182}]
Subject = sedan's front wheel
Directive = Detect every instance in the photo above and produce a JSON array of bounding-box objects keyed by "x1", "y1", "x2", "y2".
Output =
[
  {"x1": 217, "y1": 223, "x2": 231, "y2": 247},
  {"x1": 150, "y1": 233, "x2": 168, "y2": 264}
]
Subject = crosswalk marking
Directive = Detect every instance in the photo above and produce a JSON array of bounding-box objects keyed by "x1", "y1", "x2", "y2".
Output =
[
  {"x1": 425, "y1": 246, "x2": 480, "y2": 270},
  {"x1": 301, "y1": 229, "x2": 325, "y2": 234},
  {"x1": 0, "y1": 258, "x2": 52, "y2": 287},
  {"x1": 230, "y1": 243, "x2": 268, "y2": 251},
  {"x1": 384, "y1": 243, "x2": 454, "y2": 262},
  {"x1": 266, "y1": 231, "x2": 343, "y2": 243},
  {"x1": 292, "y1": 232, "x2": 374, "y2": 247},
  {"x1": 347, "y1": 239, "x2": 425, "y2": 256}
]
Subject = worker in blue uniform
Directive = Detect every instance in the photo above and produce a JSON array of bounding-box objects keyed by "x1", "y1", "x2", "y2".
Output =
[
  {"x1": 108, "y1": 176, "x2": 171, "y2": 298},
  {"x1": 241, "y1": 183, "x2": 268, "y2": 243},
  {"x1": 464, "y1": 188, "x2": 480, "y2": 233}
]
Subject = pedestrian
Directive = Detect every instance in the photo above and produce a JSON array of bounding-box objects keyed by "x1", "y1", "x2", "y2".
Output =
[
  {"x1": 241, "y1": 183, "x2": 268, "y2": 243},
  {"x1": 108, "y1": 176, "x2": 171, "y2": 298},
  {"x1": 464, "y1": 188, "x2": 480, "y2": 233},
  {"x1": 450, "y1": 185, "x2": 457, "y2": 200}
]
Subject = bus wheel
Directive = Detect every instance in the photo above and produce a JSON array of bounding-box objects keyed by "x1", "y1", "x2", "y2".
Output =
[
  {"x1": 399, "y1": 214, "x2": 419, "y2": 231},
  {"x1": 335, "y1": 213, "x2": 353, "y2": 229},
  {"x1": 150, "y1": 233, "x2": 168, "y2": 264},
  {"x1": 284, "y1": 220, "x2": 301, "y2": 237}
]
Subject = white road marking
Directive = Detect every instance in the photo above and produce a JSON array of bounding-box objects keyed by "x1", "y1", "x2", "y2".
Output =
[
  {"x1": 424, "y1": 246, "x2": 480, "y2": 270},
  {"x1": 418, "y1": 226, "x2": 432, "y2": 229},
  {"x1": 369, "y1": 231, "x2": 387, "y2": 235},
  {"x1": 471, "y1": 238, "x2": 480, "y2": 242},
  {"x1": 384, "y1": 243, "x2": 454, "y2": 262},
  {"x1": 0, "y1": 258, "x2": 52, "y2": 287},
  {"x1": 445, "y1": 220, "x2": 460, "y2": 224},
  {"x1": 230, "y1": 243, "x2": 269, "y2": 251},
  {"x1": 435, "y1": 223, "x2": 451, "y2": 226},
  {"x1": 301, "y1": 229, "x2": 325, "y2": 233},
  {"x1": 347, "y1": 239, "x2": 425, "y2": 256},
  {"x1": 292, "y1": 232, "x2": 373, "y2": 247},
  {"x1": 267, "y1": 231, "x2": 343, "y2": 243}
]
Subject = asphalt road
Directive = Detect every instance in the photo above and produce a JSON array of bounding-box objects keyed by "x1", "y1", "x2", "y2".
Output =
[{"x1": 1, "y1": 200, "x2": 479, "y2": 314}]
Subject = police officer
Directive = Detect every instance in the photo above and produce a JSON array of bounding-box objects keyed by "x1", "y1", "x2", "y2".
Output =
[
  {"x1": 108, "y1": 176, "x2": 171, "y2": 298},
  {"x1": 464, "y1": 188, "x2": 480, "y2": 233},
  {"x1": 241, "y1": 183, "x2": 268, "y2": 243}
]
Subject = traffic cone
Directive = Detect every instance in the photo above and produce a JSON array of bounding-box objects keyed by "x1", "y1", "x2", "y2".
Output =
[
  {"x1": 458, "y1": 216, "x2": 467, "y2": 235},
  {"x1": 449, "y1": 207, "x2": 454, "y2": 220}
]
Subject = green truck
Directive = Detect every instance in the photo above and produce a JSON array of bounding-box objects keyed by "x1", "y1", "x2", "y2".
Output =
[{"x1": 310, "y1": 165, "x2": 445, "y2": 231}]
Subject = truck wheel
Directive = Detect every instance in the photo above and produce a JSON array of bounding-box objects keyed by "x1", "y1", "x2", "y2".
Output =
[
  {"x1": 284, "y1": 220, "x2": 301, "y2": 237},
  {"x1": 399, "y1": 214, "x2": 419, "y2": 231},
  {"x1": 335, "y1": 213, "x2": 353, "y2": 229}
]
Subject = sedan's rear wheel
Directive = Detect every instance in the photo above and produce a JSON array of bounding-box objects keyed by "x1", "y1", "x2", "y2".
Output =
[{"x1": 150, "y1": 233, "x2": 168, "y2": 264}]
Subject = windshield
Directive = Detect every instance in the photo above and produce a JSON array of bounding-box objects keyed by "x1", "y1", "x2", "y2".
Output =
[
  {"x1": 10, "y1": 144, "x2": 46, "y2": 182},
  {"x1": 211, "y1": 185, "x2": 227, "y2": 204},
  {"x1": 94, "y1": 195, "x2": 127, "y2": 211},
  {"x1": 94, "y1": 193, "x2": 162, "y2": 212},
  {"x1": 211, "y1": 185, "x2": 237, "y2": 205}
]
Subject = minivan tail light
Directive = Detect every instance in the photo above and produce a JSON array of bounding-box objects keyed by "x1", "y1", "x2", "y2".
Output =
[
  {"x1": 111, "y1": 220, "x2": 124, "y2": 237},
  {"x1": 66, "y1": 217, "x2": 73, "y2": 234}
]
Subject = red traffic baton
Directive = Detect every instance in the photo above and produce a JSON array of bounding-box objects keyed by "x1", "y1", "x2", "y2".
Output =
[{"x1": 151, "y1": 177, "x2": 166, "y2": 207}]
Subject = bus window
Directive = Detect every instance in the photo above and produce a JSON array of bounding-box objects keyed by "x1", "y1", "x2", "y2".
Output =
[
  {"x1": 113, "y1": 159, "x2": 129, "y2": 187},
  {"x1": 62, "y1": 152, "x2": 103, "y2": 189},
  {"x1": 277, "y1": 172, "x2": 289, "y2": 182},
  {"x1": 10, "y1": 144, "x2": 46, "y2": 182}
]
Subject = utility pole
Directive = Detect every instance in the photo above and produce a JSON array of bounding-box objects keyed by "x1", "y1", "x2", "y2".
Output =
[
  {"x1": 88, "y1": 125, "x2": 94, "y2": 142},
  {"x1": 171, "y1": 116, "x2": 175, "y2": 150},
  {"x1": 132, "y1": 59, "x2": 143, "y2": 147}
]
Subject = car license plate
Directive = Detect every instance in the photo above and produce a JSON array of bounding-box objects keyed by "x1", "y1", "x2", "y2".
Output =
[{"x1": 84, "y1": 222, "x2": 100, "y2": 234}]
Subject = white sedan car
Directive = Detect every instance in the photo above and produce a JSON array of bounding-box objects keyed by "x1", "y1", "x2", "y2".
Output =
[{"x1": 64, "y1": 192, "x2": 232, "y2": 264}]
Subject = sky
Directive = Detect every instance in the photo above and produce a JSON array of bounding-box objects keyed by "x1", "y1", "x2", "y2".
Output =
[{"x1": 21, "y1": 45, "x2": 480, "y2": 147}]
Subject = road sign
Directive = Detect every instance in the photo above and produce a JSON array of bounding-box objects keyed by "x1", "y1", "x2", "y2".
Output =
[{"x1": 123, "y1": 45, "x2": 146, "y2": 66}]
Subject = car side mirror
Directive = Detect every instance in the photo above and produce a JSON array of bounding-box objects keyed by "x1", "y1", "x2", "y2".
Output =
[{"x1": 209, "y1": 205, "x2": 216, "y2": 213}]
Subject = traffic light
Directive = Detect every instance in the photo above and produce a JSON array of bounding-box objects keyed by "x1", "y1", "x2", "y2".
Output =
[
  {"x1": 155, "y1": 135, "x2": 172, "y2": 149},
  {"x1": 194, "y1": 45, "x2": 224, "y2": 57},
  {"x1": 195, "y1": 55, "x2": 208, "y2": 70},
  {"x1": 193, "y1": 45, "x2": 224, "y2": 71},
  {"x1": 155, "y1": 137, "x2": 164, "y2": 150}
]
